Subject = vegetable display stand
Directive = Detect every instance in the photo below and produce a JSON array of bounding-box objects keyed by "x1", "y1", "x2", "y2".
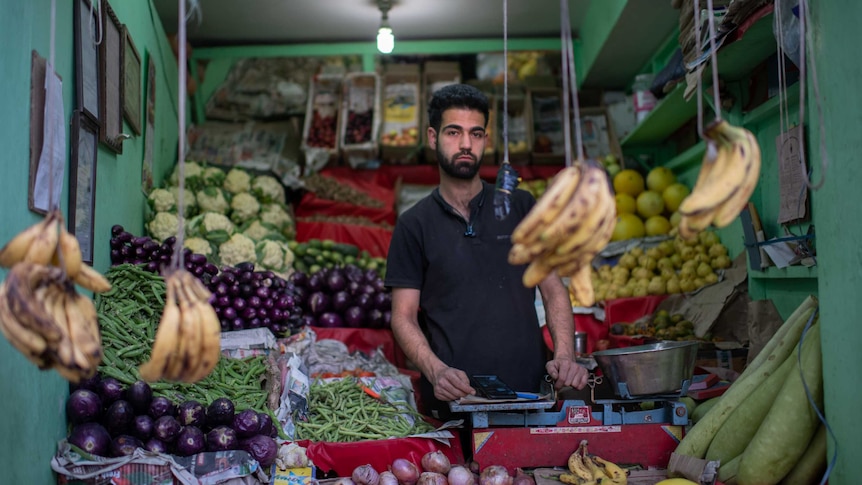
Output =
[
  {"x1": 340, "y1": 72, "x2": 382, "y2": 168},
  {"x1": 302, "y1": 75, "x2": 343, "y2": 172},
  {"x1": 312, "y1": 326, "x2": 407, "y2": 368},
  {"x1": 52, "y1": 443, "x2": 198, "y2": 485},
  {"x1": 297, "y1": 436, "x2": 464, "y2": 478},
  {"x1": 295, "y1": 220, "x2": 392, "y2": 259}
]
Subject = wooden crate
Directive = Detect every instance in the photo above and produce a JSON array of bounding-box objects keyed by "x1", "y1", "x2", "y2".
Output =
[
  {"x1": 301, "y1": 74, "x2": 343, "y2": 171},
  {"x1": 339, "y1": 72, "x2": 381, "y2": 168},
  {"x1": 380, "y1": 65, "x2": 422, "y2": 164}
]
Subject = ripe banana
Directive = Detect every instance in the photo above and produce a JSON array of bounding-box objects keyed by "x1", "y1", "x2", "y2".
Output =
[
  {"x1": 522, "y1": 259, "x2": 554, "y2": 287},
  {"x1": 567, "y1": 264, "x2": 595, "y2": 308},
  {"x1": 4, "y1": 262, "x2": 65, "y2": 344},
  {"x1": 43, "y1": 283, "x2": 92, "y2": 380},
  {"x1": 184, "y1": 274, "x2": 221, "y2": 383},
  {"x1": 565, "y1": 440, "x2": 627, "y2": 485},
  {"x1": 567, "y1": 441, "x2": 596, "y2": 483},
  {"x1": 173, "y1": 282, "x2": 203, "y2": 383},
  {"x1": 678, "y1": 209, "x2": 717, "y2": 241},
  {"x1": 72, "y1": 263, "x2": 112, "y2": 293},
  {"x1": 64, "y1": 288, "x2": 103, "y2": 370},
  {"x1": 54, "y1": 228, "x2": 84, "y2": 279},
  {"x1": 0, "y1": 280, "x2": 51, "y2": 367},
  {"x1": 678, "y1": 121, "x2": 747, "y2": 216},
  {"x1": 512, "y1": 165, "x2": 582, "y2": 245},
  {"x1": 711, "y1": 129, "x2": 761, "y2": 228},
  {"x1": 0, "y1": 213, "x2": 58, "y2": 268},
  {"x1": 23, "y1": 214, "x2": 61, "y2": 266},
  {"x1": 138, "y1": 275, "x2": 182, "y2": 382},
  {"x1": 590, "y1": 455, "x2": 627, "y2": 483},
  {"x1": 540, "y1": 164, "x2": 612, "y2": 251}
]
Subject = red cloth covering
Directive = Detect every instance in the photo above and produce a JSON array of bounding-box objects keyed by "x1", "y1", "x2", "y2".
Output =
[
  {"x1": 296, "y1": 167, "x2": 399, "y2": 225},
  {"x1": 542, "y1": 296, "x2": 670, "y2": 354},
  {"x1": 311, "y1": 326, "x2": 406, "y2": 369},
  {"x1": 295, "y1": 220, "x2": 392, "y2": 258},
  {"x1": 298, "y1": 435, "x2": 464, "y2": 476}
]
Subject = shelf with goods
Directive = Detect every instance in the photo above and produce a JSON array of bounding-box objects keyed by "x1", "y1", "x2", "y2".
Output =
[
  {"x1": 749, "y1": 264, "x2": 818, "y2": 280},
  {"x1": 621, "y1": 7, "x2": 778, "y2": 150}
]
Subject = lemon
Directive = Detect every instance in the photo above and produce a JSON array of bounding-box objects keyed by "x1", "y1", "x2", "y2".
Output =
[
  {"x1": 636, "y1": 190, "x2": 665, "y2": 218},
  {"x1": 645, "y1": 215, "x2": 672, "y2": 236},
  {"x1": 646, "y1": 166, "x2": 677, "y2": 193},
  {"x1": 613, "y1": 169, "x2": 645, "y2": 197},
  {"x1": 662, "y1": 183, "x2": 691, "y2": 213},
  {"x1": 615, "y1": 193, "x2": 637, "y2": 214},
  {"x1": 611, "y1": 213, "x2": 646, "y2": 241}
]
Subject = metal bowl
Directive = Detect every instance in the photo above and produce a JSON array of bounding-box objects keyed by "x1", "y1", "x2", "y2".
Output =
[{"x1": 592, "y1": 340, "x2": 699, "y2": 398}]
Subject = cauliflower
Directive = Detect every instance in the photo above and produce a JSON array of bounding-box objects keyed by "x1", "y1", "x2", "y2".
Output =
[
  {"x1": 196, "y1": 186, "x2": 231, "y2": 214},
  {"x1": 168, "y1": 160, "x2": 204, "y2": 191},
  {"x1": 147, "y1": 188, "x2": 176, "y2": 213},
  {"x1": 147, "y1": 212, "x2": 179, "y2": 242},
  {"x1": 218, "y1": 233, "x2": 257, "y2": 267},
  {"x1": 252, "y1": 174, "x2": 287, "y2": 205},
  {"x1": 187, "y1": 211, "x2": 236, "y2": 245},
  {"x1": 255, "y1": 240, "x2": 288, "y2": 271},
  {"x1": 183, "y1": 237, "x2": 214, "y2": 257},
  {"x1": 202, "y1": 166, "x2": 226, "y2": 187},
  {"x1": 230, "y1": 192, "x2": 261, "y2": 225},
  {"x1": 241, "y1": 219, "x2": 284, "y2": 242},
  {"x1": 168, "y1": 186, "x2": 197, "y2": 217},
  {"x1": 260, "y1": 203, "x2": 295, "y2": 238},
  {"x1": 223, "y1": 167, "x2": 252, "y2": 194}
]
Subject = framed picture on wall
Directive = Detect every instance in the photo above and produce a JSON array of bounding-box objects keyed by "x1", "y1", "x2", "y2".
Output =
[
  {"x1": 69, "y1": 111, "x2": 99, "y2": 265},
  {"x1": 99, "y1": 0, "x2": 124, "y2": 154},
  {"x1": 73, "y1": 0, "x2": 100, "y2": 123},
  {"x1": 142, "y1": 53, "x2": 156, "y2": 194},
  {"x1": 121, "y1": 25, "x2": 142, "y2": 136}
]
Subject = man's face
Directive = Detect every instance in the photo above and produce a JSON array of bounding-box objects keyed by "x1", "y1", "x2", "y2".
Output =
[{"x1": 429, "y1": 108, "x2": 487, "y2": 180}]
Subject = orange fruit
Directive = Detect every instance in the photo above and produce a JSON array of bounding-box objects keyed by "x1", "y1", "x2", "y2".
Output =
[
  {"x1": 646, "y1": 167, "x2": 677, "y2": 193},
  {"x1": 636, "y1": 190, "x2": 665, "y2": 219},
  {"x1": 615, "y1": 193, "x2": 637, "y2": 215},
  {"x1": 645, "y1": 215, "x2": 672, "y2": 236},
  {"x1": 663, "y1": 183, "x2": 691, "y2": 213},
  {"x1": 613, "y1": 169, "x2": 645, "y2": 197},
  {"x1": 611, "y1": 213, "x2": 646, "y2": 241}
]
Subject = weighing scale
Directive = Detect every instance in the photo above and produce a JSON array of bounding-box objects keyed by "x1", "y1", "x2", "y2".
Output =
[{"x1": 450, "y1": 376, "x2": 690, "y2": 471}]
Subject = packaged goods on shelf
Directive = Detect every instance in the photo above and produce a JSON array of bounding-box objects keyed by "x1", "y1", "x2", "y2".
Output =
[
  {"x1": 380, "y1": 64, "x2": 422, "y2": 165},
  {"x1": 340, "y1": 72, "x2": 382, "y2": 168}
]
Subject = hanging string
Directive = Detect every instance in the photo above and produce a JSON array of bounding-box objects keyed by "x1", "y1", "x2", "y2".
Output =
[
  {"x1": 693, "y1": 1, "x2": 705, "y2": 140},
  {"x1": 559, "y1": 0, "x2": 572, "y2": 165},
  {"x1": 172, "y1": 0, "x2": 189, "y2": 272},
  {"x1": 501, "y1": 0, "x2": 509, "y2": 163},
  {"x1": 47, "y1": 0, "x2": 59, "y2": 212},
  {"x1": 560, "y1": 0, "x2": 583, "y2": 163},
  {"x1": 705, "y1": 0, "x2": 722, "y2": 121}
]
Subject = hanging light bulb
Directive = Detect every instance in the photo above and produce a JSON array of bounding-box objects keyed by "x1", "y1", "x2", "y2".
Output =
[{"x1": 377, "y1": 1, "x2": 394, "y2": 54}]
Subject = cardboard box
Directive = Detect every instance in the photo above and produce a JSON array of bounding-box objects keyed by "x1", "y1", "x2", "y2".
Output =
[
  {"x1": 495, "y1": 83, "x2": 533, "y2": 165},
  {"x1": 380, "y1": 69, "x2": 422, "y2": 164},
  {"x1": 301, "y1": 75, "x2": 343, "y2": 171},
  {"x1": 530, "y1": 87, "x2": 566, "y2": 165},
  {"x1": 339, "y1": 72, "x2": 382, "y2": 168}
]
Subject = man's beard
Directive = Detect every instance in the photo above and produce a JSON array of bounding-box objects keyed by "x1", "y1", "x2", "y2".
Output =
[{"x1": 437, "y1": 146, "x2": 481, "y2": 180}]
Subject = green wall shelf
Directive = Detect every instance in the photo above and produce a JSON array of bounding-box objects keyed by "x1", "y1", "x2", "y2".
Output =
[{"x1": 748, "y1": 265, "x2": 818, "y2": 279}]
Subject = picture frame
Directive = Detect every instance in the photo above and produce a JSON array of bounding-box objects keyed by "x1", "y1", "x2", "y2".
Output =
[
  {"x1": 121, "y1": 25, "x2": 142, "y2": 135},
  {"x1": 99, "y1": 0, "x2": 124, "y2": 154},
  {"x1": 69, "y1": 111, "x2": 99, "y2": 265},
  {"x1": 142, "y1": 52, "x2": 157, "y2": 194},
  {"x1": 73, "y1": 0, "x2": 100, "y2": 123}
]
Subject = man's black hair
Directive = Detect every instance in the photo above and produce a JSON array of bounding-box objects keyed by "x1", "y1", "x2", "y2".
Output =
[{"x1": 427, "y1": 84, "x2": 490, "y2": 133}]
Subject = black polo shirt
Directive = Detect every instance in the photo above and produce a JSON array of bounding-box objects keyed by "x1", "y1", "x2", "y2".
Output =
[{"x1": 385, "y1": 181, "x2": 547, "y2": 402}]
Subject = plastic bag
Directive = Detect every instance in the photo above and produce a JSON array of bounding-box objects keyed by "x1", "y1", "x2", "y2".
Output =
[{"x1": 773, "y1": 0, "x2": 802, "y2": 68}]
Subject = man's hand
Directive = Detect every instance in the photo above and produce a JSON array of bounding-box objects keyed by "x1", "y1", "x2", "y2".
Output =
[
  {"x1": 546, "y1": 358, "x2": 589, "y2": 390},
  {"x1": 430, "y1": 366, "x2": 475, "y2": 401}
]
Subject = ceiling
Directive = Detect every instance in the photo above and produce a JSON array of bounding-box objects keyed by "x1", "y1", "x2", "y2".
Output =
[{"x1": 152, "y1": 0, "x2": 681, "y2": 89}]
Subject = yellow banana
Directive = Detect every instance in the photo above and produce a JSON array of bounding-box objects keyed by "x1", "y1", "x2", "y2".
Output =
[
  {"x1": 558, "y1": 473, "x2": 594, "y2": 485},
  {"x1": 553, "y1": 188, "x2": 616, "y2": 259},
  {"x1": 567, "y1": 264, "x2": 595, "y2": 308},
  {"x1": 539, "y1": 166, "x2": 610, "y2": 253},
  {"x1": 567, "y1": 441, "x2": 595, "y2": 481},
  {"x1": 512, "y1": 165, "x2": 582, "y2": 245},
  {"x1": 42, "y1": 283, "x2": 87, "y2": 377},
  {"x1": 711, "y1": 129, "x2": 761, "y2": 228},
  {"x1": 4, "y1": 262, "x2": 64, "y2": 344},
  {"x1": 677, "y1": 123, "x2": 746, "y2": 216},
  {"x1": 591, "y1": 455, "x2": 627, "y2": 484},
  {"x1": 23, "y1": 214, "x2": 61, "y2": 266},
  {"x1": 508, "y1": 242, "x2": 538, "y2": 266},
  {"x1": 174, "y1": 283, "x2": 204, "y2": 383},
  {"x1": 522, "y1": 259, "x2": 553, "y2": 287},
  {"x1": 185, "y1": 296, "x2": 222, "y2": 383},
  {"x1": 678, "y1": 208, "x2": 717, "y2": 241},
  {"x1": 64, "y1": 289, "x2": 103, "y2": 370},
  {"x1": 138, "y1": 276, "x2": 182, "y2": 382},
  {"x1": 0, "y1": 280, "x2": 51, "y2": 367},
  {"x1": 54, "y1": 228, "x2": 83, "y2": 279},
  {"x1": 72, "y1": 264, "x2": 112, "y2": 293},
  {"x1": 654, "y1": 479, "x2": 699, "y2": 485},
  {"x1": 0, "y1": 214, "x2": 57, "y2": 268}
]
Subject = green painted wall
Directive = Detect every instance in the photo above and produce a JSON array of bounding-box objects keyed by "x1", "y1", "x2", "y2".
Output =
[{"x1": 0, "y1": 0, "x2": 179, "y2": 481}]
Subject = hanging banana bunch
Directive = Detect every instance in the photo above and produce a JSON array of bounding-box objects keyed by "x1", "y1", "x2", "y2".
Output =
[{"x1": 0, "y1": 209, "x2": 110, "y2": 382}]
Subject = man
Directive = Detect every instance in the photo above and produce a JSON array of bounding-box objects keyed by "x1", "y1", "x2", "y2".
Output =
[{"x1": 385, "y1": 84, "x2": 588, "y2": 419}]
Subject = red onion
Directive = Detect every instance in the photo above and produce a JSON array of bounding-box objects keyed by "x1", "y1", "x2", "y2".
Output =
[
  {"x1": 447, "y1": 465, "x2": 476, "y2": 485},
  {"x1": 379, "y1": 471, "x2": 400, "y2": 485},
  {"x1": 512, "y1": 469, "x2": 535, "y2": 485},
  {"x1": 353, "y1": 464, "x2": 381, "y2": 485},
  {"x1": 421, "y1": 451, "x2": 451, "y2": 474},
  {"x1": 391, "y1": 458, "x2": 421, "y2": 485},
  {"x1": 479, "y1": 466, "x2": 512, "y2": 485},
  {"x1": 417, "y1": 472, "x2": 448, "y2": 485}
]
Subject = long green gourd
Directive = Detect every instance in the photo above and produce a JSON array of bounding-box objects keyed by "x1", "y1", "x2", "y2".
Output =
[
  {"x1": 737, "y1": 324, "x2": 823, "y2": 484},
  {"x1": 674, "y1": 295, "x2": 818, "y2": 458}
]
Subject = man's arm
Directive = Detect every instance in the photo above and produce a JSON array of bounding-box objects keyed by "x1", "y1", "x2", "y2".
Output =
[
  {"x1": 538, "y1": 272, "x2": 589, "y2": 390},
  {"x1": 390, "y1": 288, "x2": 474, "y2": 400}
]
